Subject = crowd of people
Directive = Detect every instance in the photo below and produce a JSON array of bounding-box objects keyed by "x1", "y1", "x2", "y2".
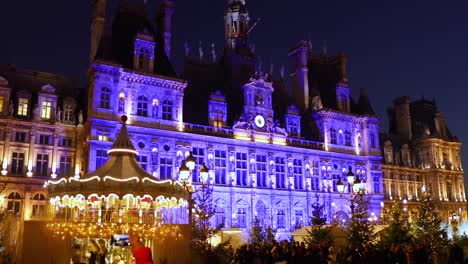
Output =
[{"x1": 208, "y1": 240, "x2": 468, "y2": 264}]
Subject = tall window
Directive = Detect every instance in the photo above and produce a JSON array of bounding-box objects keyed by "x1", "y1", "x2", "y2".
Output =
[
  {"x1": 59, "y1": 156, "x2": 72, "y2": 176},
  {"x1": 293, "y1": 159, "x2": 303, "y2": 190},
  {"x1": 138, "y1": 49, "x2": 151, "y2": 72},
  {"x1": 311, "y1": 176, "x2": 320, "y2": 191},
  {"x1": 275, "y1": 157, "x2": 286, "y2": 189},
  {"x1": 14, "y1": 132, "x2": 26, "y2": 142},
  {"x1": 237, "y1": 208, "x2": 247, "y2": 228},
  {"x1": 192, "y1": 148, "x2": 205, "y2": 183},
  {"x1": 214, "y1": 150, "x2": 227, "y2": 184},
  {"x1": 370, "y1": 134, "x2": 376, "y2": 148},
  {"x1": 35, "y1": 154, "x2": 49, "y2": 176},
  {"x1": 213, "y1": 111, "x2": 223, "y2": 128},
  {"x1": 18, "y1": 98, "x2": 28, "y2": 116},
  {"x1": 64, "y1": 104, "x2": 73, "y2": 122},
  {"x1": 344, "y1": 131, "x2": 352, "y2": 146},
  {"x1": 330, "y1": 128, "x2": 337, "y2": 144},
  {"x1": 7, "y1": 192, "x2": 21, "y2": 215},
  {"x1": 288, "y1": 120, "x2": 300, "y2": 135},
  {"x1": 99, "y1": 87, "x2": 111, "y2": 109},
  {"x1": 39, "y1": 135, "x2": 50, "y2": 145},
  {"x1": 215, "y1": 207, "x2": 225, "y2": 228},
  {"x1": 277, "y1": 209, "x2": 285, "y2": 229},
  {"x1": 96, "y1": 148, "x2": 108, "y2": 168},
  {"x1": 160, "y1": 158, "x2": 173, "y2": 180},
  {"x1": 236, "y1": 152, "x2": 247, "y2": 186},
  {"x1": 137, "y1": 96, "x2": 148, "y2": 117},
  {"x1": 136, "y1": 155, "x2": 148, "y2": 171},
  {"x1": 41, "y1": 100, "x2": 52, "y2": 119},
  {"x1": 31, "y1": 193, "x2": 46, "y2": 218},
  {"x1": 256, "y1": 155, "x2": 267, "y2": 188},
  {"x1": 162, "y1": 100, "x2": 173, "y2": 120},
  {"x1": 60, "y1": 138, "x2": 73, "y2": 147},
  {"x1": 11, "y1": 152, "x2": 24, "y2": 175},
  {"x1": 295, "y1": 210, "x2": 303, "y2": 227},
  {"x1": 0, "y1": 96, "x2": 4, "y2": 113}
]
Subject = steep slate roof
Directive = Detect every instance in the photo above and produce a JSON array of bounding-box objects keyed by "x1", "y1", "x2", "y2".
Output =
[{"x1": 95, "y1": 0, "x2": 177, "y2": 78}]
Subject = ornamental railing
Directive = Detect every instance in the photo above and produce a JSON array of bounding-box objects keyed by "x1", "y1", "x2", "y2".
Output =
[
  {"x1": 286, "y1": 138, "x2": 324, "y2": 150},
  {"x1": 184, "y1": 123, "x2": 234, "y2": 138}
]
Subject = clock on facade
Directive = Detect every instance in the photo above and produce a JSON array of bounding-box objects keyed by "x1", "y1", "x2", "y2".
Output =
[{"x1": 254, "y1": 115, "x2": 265, "y2": 128}]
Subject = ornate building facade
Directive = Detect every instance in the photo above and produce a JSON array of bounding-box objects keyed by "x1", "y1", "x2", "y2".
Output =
[{"x1": 0, "y1": 0, "x2": 465, "y2": 251}]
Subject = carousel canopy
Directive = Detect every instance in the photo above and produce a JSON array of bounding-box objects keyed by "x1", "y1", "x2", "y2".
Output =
[{"x1": 46, "y1": 115, "x2": 188, "y2": 201}]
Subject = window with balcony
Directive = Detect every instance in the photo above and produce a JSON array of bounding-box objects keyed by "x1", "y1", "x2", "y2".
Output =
[
  {"x1": 256, "y1": 155, "x2": 267, "y2": 188},
  {"x1": 236, "y1": 152, "x2": 247, "y2": 186},
  {"x1": 214, "y1": 150, "x2": 227, "y2": 184}
]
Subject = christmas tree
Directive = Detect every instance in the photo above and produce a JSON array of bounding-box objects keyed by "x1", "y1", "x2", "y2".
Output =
[
  {"x1": 305, "y1": 194, "x2": 333, "y2": 245},
  {"x1": 346, "y1": 192, "x2": 374, "y2": 249},
  {"x1": 249, "y1": 217, "x2": 266, "y2": 243},
  {"x1": 382, "y1": 201, "x2": 412, "y2": 245},
  {"x1": 413, "y1": 191, "x2": 448, "y2": 257}
]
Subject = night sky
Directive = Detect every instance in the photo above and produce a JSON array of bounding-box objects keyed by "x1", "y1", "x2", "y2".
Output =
[{"x1": 1, "y1": 0, "x2": 468, "y2": 183}]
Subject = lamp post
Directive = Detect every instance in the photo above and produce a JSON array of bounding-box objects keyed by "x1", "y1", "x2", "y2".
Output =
[
  {"x1": 449, "y1": 211, "x2": 460, "y2": 236},
  {"x1": 337, "y1": 167, "x2": 363, "y2": 218},
  {"x1": 178, "y1": 152, "x2": 210, "y2": 225}
]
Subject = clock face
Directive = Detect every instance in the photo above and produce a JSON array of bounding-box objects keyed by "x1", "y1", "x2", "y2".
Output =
[{"x1": 254, "y1": 115, "x2": 265, "y2": 128}]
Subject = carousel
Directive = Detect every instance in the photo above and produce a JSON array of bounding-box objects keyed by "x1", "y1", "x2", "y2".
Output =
[{"x1": 45, "y1": 116, "x2": 189, "y2": 263}]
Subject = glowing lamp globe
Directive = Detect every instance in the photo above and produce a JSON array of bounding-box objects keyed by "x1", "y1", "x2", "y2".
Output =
[
  {"x1": 353, "y1": 177, "x2": 362, "y2": 193},
  {"x1": 346, "y1": 168, "x2": 355, "y2": 185},
  {"x1": 179, "y1": 163, "x2": 190, "y2": 182},
  {"x1": 199, "y1": 163, "x2": 210, "y2": 183},
  {"x1": 337, "y1": 179, "x2": 345, "y2": 193},
  {"x1": 186, "y1": 152, "x2": 196, "y2": 171}
]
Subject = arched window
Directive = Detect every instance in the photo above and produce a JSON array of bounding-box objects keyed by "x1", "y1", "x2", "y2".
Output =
[
  {"x1": 7, "y1": 192, "x2": 21, "y2": 215},
  {"x1": 330, "y1": 128, "x2": 337, "y2": 144},
  {"x1": 137, "y1": 96, "x2": 148, "y2": 117},
  {"x1": 32, "y1": 193, "x2": 46, "y2": 218},
  {"x1": 344, "y1": 131, "x2": 352, "y2": 146},
  {"x1": 162, "y1": 99, "x2": 173, "y2": 120},
  {"x1": 99, "y1": 87, "x2": 111, "y2": 109}
]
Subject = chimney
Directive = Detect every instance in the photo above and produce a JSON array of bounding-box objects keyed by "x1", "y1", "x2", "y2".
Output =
[
  {"x1": 157, "y1": 0, "x2": 175, "y2": 58},
  {"x1": 393, "y1": 96, "x2": 412, "y2": 142},
  {"x1": 288, "y1": 41, "x2": 309, "y2": 111},
  {"x1": 90, "y1": 0, "x2": 106, "y2": 63}
]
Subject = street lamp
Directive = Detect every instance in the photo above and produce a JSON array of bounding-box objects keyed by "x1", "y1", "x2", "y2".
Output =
[
  {"x1": 449, "y1": 211, "x2": 460, "y2": 236},
  {"x1": 337, "y1": 167, "x2": 363, "y2": 217},
  {"x1": 178, "y1": 153, "x2": 210, "y2": 225}
]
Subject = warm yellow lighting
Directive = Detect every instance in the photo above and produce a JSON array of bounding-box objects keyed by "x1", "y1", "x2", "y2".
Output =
[
  {"x1": 1, "y1": 159, "x2": 7, "y2": 176},
  {"x1": 27, "y1": 160, "x2": 33, "y2": 177},
  {"x1": 103, "y1": 176, "x2": 140, "y2": 182},
  {"x1": 273, "y1": 139, "x2": 286, "y2": 145},
  {"x1": 107, "y1": 148, "x2": 139, "y2": 155},
  {"x1": 234, "y1": 132, "x2": 251, "y2": 141},
  {"x1": 254, "y1": 135, "x2": 269, "y2": 144},
  {"x1": 51, "y1": 162, "x2": 57, "y2": 178}
]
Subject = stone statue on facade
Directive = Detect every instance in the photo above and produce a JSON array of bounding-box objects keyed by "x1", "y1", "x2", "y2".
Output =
[
  {"x1": 311, "y1": 95, "x2": 323, "y2": 111},
  {"x1": 9, "y1": 101, "x2": 13, "y2": 116},
  {"x1": 56, "y1": 108, "x2": 62, "y2": 122},
  {"x1": 34, "y1": 104, "x2": 40, "y2": 119},
  {"x1": 78, "y1": 110, "x2": 83, "y2": 125},
  {"x1": 152, "y1": 104, "x2": 158, "y2": 118}
]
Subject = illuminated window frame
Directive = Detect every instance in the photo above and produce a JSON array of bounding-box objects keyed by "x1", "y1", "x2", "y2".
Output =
[
  {"x1": 18, "y1": 98, "x2": 28, "y2": 116},
  {"x1": 41, "y1": 100, "x2": 52, "y2": 119}
]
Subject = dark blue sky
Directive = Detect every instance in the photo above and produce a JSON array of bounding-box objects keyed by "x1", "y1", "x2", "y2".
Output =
[{"x1": 1, "y1": 0, "x2": 468, "y2": 179}]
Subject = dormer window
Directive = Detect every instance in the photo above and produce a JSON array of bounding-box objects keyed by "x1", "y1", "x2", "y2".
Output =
[
  {"x1": 138, "y1": 49, "x2": 151, "y2": 72},
  {"x1": 64, "y1": 104, "x2": 73, "y2": 122},
  {"x1": 18, "y1": 98, "x2": 28, "y2": 116},
  {"x1": 41, "y1": 99, "x2": 52, "y2": 119},
  {"x1": 330, "y1": 128, "x2": 337, "y2": 144},
  {"x1": 99, "y1": 87, "x2": 111, "y2": 109},
  {"x1": 134, "y1": 34, "x2": 155, "y2": 73}
]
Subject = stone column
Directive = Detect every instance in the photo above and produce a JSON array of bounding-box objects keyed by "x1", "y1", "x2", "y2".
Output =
[{"x1": 51, "y1": 132, "x2": 60, "y2": 177}]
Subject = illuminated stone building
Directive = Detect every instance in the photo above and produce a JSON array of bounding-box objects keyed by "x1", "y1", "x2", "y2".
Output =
[
  {"x1": 0, "y1": 0, "x2": 464, "y2": 255},
  {"x1": 381, "y1": 96, "x2": 466, "y2": 223}
]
